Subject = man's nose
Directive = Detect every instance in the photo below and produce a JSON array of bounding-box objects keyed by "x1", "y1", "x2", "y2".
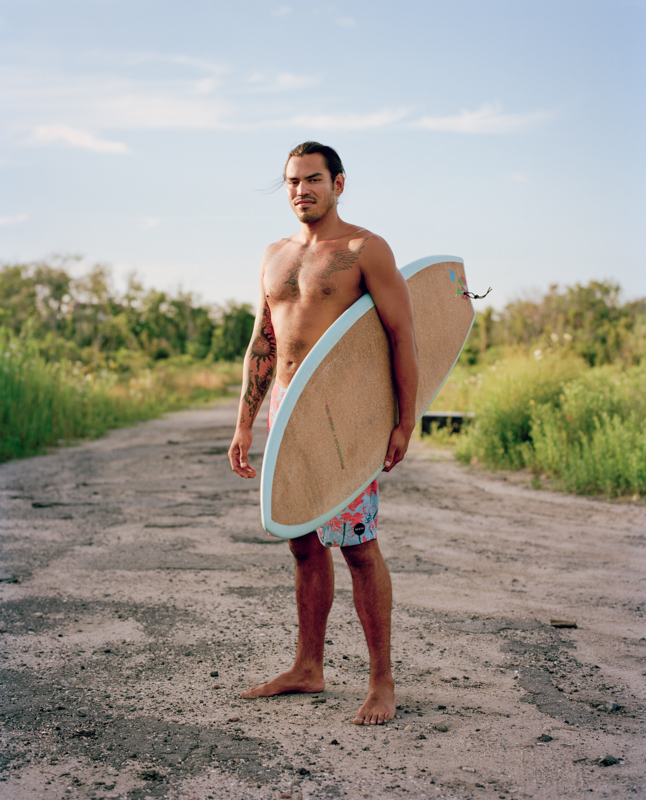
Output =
[{"x1": 296, "y1": 182, "x2": 307, "y2": 195}]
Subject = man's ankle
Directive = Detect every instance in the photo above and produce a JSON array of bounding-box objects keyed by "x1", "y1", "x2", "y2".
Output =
[
  {"x1": 369, "y1": 672, "x2": 395, "y2": 687},
  {"x1": 293, "y1": 661, "x2": 324, "y2": 676}
]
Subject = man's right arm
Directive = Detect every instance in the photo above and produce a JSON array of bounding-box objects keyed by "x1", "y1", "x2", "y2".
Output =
[{"x1": 228, "y1": 267, "x2": 276, "y2": 479}]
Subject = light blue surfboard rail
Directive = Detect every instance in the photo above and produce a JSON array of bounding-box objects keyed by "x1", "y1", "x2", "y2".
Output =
[{"x1": 261, "y1": 255, "x2": 473, "y2": 539}]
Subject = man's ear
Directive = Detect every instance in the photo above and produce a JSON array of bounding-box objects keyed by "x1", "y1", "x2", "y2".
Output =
[{"x1": 335, "y1": 173, "x2": 345, "y2": 197}]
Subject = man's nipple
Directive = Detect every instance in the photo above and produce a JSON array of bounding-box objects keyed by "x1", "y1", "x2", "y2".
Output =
[{"x1": 322, "y1": 287, "x2": 332, "y2": 296}]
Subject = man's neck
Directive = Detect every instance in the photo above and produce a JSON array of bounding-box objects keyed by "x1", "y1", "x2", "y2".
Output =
[{"x1": 297, "y1": 211, "x2": 347, "y2": 246}]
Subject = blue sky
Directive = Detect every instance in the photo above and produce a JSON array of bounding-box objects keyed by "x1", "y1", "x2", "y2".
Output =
[{"x1": 2, "y1": 0, "x2": 645, "y2": 309}]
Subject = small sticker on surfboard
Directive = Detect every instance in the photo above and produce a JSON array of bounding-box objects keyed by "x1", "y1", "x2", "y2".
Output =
[{"x1": 457, "y1": 275, "x2": 469, "y2": 298}]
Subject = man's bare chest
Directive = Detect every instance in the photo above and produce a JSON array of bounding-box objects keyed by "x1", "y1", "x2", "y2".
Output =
[{"x1": 265, "y1": 242, "x2": 366, "y2": 302}]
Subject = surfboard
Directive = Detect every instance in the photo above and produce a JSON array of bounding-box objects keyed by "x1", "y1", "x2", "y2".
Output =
[{"x1": 260, "y1": 255, "x2": 475, "y2": 539}]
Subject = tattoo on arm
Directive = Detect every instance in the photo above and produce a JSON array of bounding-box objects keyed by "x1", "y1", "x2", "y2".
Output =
[
  {"x1": 241, "y1": 370, "x2": 273, "y2": 423},
  {"x1": 240, "y1": 303, "x2": 276, "y2": 425},
  {"x1": 320, "y1": 240, "x2": 366, "y2": 279},
  {"x1": 249, "y1": 305, "x2": 277, "y2": 370}
]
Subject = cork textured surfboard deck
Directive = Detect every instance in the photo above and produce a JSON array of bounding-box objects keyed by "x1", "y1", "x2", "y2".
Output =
[{"x1": 260, "y1": 255, "x2": 475, "y2": 538}]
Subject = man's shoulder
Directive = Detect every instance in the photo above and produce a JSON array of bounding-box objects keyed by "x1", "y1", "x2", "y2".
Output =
[
  {"x1": 354, "y1": 229, "x2": 395, "y2": 267},
  {"x1": 260, "y1": 237, "x2": 295, "y2": 265},
  {"x1": 264, "y1": 236, "x2": 298, "y2": 255},
  {"x1": 342, "y1": 225, "x2": 391, "y2": 258},
  {"x1": 342, "y1": 224, "x2": 386, "y2": 246}
]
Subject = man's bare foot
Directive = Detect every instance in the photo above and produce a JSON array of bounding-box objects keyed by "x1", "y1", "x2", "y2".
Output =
[
  {"x1": 240, "y1": 667, "x2": 325, "y2": 699},
  {"x1": 353, "y1": 680, "x2": 396, "y2": 725}
]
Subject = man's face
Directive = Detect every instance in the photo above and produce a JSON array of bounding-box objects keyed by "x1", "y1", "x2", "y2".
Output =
[{"x1": 285, "y1": 154, "x2": 344, "y2": 224}]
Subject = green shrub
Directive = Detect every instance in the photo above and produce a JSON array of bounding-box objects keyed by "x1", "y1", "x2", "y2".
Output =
[
  {"x1": 455, "y1": 352, "x2": 586, "y2": 470},
  {"x1": 0, "y1": 330, "x2": 241, "y2": 462},
  {"x1": 529, "y1": 366, "x2": 646, "y2": 496},
  {"x1": 453, "y1": 353, "x2": 645, "y2": 498},
  {"x1": 428, "y1": 362, "x2": 483, "y2": 413}
]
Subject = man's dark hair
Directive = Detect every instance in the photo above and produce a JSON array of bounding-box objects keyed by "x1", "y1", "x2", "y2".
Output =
[{"x1": 284, "y1": 141, "x2": 345, "y2": 182}]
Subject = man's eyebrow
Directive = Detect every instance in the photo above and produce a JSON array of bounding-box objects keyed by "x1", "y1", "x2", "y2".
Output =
[{"x1": 287, "y1": 171, "x2": 324, "y2": 180}]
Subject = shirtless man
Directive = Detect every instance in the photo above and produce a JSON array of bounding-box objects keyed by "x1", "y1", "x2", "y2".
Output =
[{"x1": 228, "y1": 141, "x2": 418, "y2": 725}]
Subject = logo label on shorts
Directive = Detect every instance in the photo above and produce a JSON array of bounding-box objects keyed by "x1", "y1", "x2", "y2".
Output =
[{"x1": 353, "y1": 523, "x2": 365, "y2": 535}]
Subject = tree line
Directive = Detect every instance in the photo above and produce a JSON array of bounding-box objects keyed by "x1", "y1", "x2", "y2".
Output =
[
  {"x1": 2, "y1": 258, "x2": 643, "y2": 371},
  {"x1": 462, "y1": 280, "x2": 646, "y2": 367},
  {"x1": 0, "y1": 257, "x2": 255, "y2": 369}
]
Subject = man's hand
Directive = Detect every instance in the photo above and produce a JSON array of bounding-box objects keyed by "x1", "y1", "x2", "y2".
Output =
[
  {"x1": 383, "y1": 422, "x2": 414, "y2": 473},
  {"x1": 229, "y1": 427, "x2": 257, "y2": 479}
]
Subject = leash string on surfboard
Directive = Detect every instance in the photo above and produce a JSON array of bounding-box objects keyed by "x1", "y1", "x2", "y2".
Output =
[
  {"x1": 456, "y1": 274, "x2": 492, "y2": 301},
  {"x1": 463, "y1": 286, "x2": 492, "y2": 300}
]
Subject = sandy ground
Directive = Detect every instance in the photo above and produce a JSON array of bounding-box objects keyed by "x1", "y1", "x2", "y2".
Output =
[{"x1": 0, "y1": 395, "x2": 644, "y2": 800}]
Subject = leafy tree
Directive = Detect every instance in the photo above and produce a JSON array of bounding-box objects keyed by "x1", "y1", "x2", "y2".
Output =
[
  {"x1": 0, "y1": 264, "x2": 37, "y2": 334},
  {"x1": 463, "y1": 279, "x2": 645, "y2": 367},
  {"x1": 210, "y1": 302, "x2": 255, "y2": 361}
]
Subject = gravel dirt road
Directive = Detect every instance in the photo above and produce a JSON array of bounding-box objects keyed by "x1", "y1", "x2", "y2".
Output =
[{"x1": 1, "y1": 396, "x2": 644, "y2": 800}]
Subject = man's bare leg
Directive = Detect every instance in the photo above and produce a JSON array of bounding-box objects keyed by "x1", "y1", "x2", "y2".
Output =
[
  {"x1": 241, "y1": 531, "x2": 333, "y2": 698},
  {"x1": 341, "y1": 539, "x2": 396, "y2": 725}
]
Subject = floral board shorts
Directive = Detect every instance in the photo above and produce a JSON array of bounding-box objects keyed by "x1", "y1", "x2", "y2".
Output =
[{"x1": 268, "y1": 382, "x2": 379, "y2": 548}]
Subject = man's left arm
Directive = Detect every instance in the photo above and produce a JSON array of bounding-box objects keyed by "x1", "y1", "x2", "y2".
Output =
[{"x1": 361, "y1": 236, "x2": 418, "y2": 472}]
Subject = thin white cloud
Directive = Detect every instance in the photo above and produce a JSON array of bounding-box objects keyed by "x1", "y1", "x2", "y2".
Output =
[
  {"x1": 272, "y1": 5, "x2": 291, "y2": 16},
  {"x1": 245, "y1": 71, "x2": 320, "y2": 92},
  {"x1": 141, "y1": 217, "x2": 161, "y2": 229},
  {"x1": 113, "y1": 52, "x2": 227, "y2": 77},
  {"x1": 288, "y1": 109, "x2": 407, "y2": 130},
  {"x1": 336, "y1": 17, "x2": 356, "y2": 27},
  {"x1": 5, "y1": 56, "x2": 550, "y2": 140},
  {"x1": 0, "y1": 213, "x2": 29, "y2": 226},
  {"x1": 194, "y1": 78, "x2": 217, "y2": 95},
  {"x1": 30, "y1": 125, "x2": 130, "y2": 153},
  {"x1": 414, "y1": 103, "x2": 553, "y2": 134},
  {"x1": 511, "y1": 172, "x2": 528, "y2": 182},
  {"x1": 276, "y1": 72, "x2": 319, "y2": 89},
  {"x1": 1, "y1": 62, "x2": 233, "y2": 132},
  {"x1": 93, "y1": 90, "x2": 229, "y2": 129},
  {"x1": 159, "y1": 55, "x2": 226, "y2": 75}
]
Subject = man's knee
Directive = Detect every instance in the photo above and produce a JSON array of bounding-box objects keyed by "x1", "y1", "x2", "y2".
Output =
[
  {"x1": 341, "y1": 538, "x2": 382, "y2": 569},
  {"x1": 289, "y1": 530, "x2": 324, "y2": 561}
]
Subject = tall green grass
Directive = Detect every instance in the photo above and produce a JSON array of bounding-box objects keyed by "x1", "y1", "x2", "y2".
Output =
[
  {"x1": 0, "y1": 331, "x2": 240, "y2": 462},
  {"x1": 453, "y1": 352, "x2": 585, "y2": 470},
  {"x1": 450, "y1": 352, "x2": 645, "y2": 498},
  {"x1": 528, "y1": 366, "x2": 646, "y2": 496}
]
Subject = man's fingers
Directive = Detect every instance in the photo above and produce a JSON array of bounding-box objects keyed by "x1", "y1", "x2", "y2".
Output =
[
  {"x1": 384, "y1": 427, "x2": 411, "y2": 472},
  {"x1": 238, "y1": 451, "x2": 256, "y2": 477},
  {"x1": 231, "y1": 460, "x2": 257, "y2": 479},
  {"x1": 383, "y1": 446, "x2": 400, "y2": 472},
  {"x1": 229, "y1": 442, "x2": 256, "y2": 479}
]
